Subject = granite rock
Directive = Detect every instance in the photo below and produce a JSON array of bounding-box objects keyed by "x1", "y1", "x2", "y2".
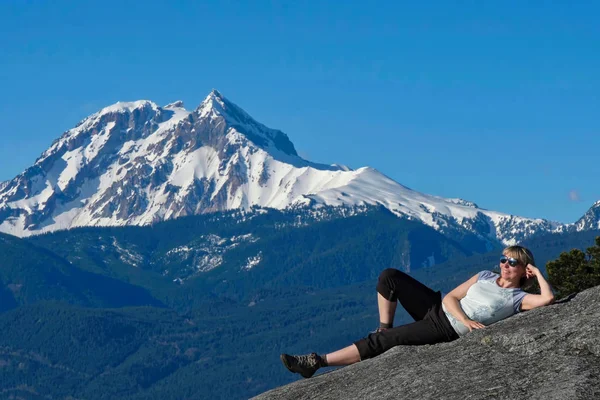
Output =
[{"x1": 254, "y1": 286, "x2": 600, "y2": 400}]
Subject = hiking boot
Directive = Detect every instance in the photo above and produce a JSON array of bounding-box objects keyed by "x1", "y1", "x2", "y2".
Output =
[{"x1": 280, "y1": 353, "x2": 323, "y2": 378}]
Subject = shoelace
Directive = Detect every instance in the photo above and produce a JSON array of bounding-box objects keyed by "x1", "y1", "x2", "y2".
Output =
[{"x1": 294, "y1": 353, "x2": 319, "y2": 367}]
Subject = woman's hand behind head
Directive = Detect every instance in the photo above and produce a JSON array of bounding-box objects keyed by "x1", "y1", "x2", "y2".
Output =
[{"x1": 525, "y1": 264, "x2": 540, "y2": 280}]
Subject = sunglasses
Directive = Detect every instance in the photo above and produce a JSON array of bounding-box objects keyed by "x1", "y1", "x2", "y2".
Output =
[{"x1": 500, "y1": 256, "x2": 520, "y2": 267}]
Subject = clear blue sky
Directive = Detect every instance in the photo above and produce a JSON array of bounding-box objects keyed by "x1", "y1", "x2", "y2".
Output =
[{"x1": 1, "y1": 1, "x2": 598, "y2": 223}]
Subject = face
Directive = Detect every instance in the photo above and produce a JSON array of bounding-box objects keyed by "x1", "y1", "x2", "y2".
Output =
[{"x1": 499, "y1": 253, "x2": 526, "y2": 281}]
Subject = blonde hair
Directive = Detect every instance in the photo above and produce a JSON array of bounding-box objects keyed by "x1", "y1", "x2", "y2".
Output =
[
  {"x1": 503, "y1": 245, "x2": 535, "y2": 289},
  {"x1": 503, "y1": 245, "x2": 535, "y2": 267}
]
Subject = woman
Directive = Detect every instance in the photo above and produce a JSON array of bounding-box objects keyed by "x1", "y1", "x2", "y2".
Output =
[{"x1": 280, "y1": 245, "x2": 555, "y2": 378}]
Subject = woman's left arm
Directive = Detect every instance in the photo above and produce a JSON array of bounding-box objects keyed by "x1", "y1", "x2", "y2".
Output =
[{"x1": 520, "y1": 264, "x2": 555, "y2": 311}]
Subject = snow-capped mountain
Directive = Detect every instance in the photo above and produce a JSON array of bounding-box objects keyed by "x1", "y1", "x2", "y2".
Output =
[
  {"x1": 0, "y1": 90, "x2": 567, "y2": 243},
  {"x1": 574, "y1": 200, "x2": 600, "y2": 231}
]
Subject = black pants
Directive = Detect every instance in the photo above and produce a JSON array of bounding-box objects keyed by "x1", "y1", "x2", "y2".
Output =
[{"x1": 354, "y1": 268, "x2": 459, "y2": 360}]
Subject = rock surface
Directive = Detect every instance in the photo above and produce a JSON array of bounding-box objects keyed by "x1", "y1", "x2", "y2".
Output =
[{"x1": 254, "y1": 286, "x2": 600, "y2": 400}]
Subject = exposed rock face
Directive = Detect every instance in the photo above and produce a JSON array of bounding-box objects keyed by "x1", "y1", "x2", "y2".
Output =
[{"x1": 254, "y1": 286, "x2": 600, "y2": 400}]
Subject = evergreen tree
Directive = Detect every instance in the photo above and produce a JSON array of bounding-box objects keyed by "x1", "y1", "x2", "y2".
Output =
[{"x1": 547, "y1": 236, "x2": 600, "y2": 298}]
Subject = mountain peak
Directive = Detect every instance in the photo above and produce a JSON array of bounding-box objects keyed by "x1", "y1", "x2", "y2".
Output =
[
  {"x1": 447, "y1": 198, "x2": 479, "y2": 208},
  {"x1": 209, "y1": 88, "x2": 223, "y2": 98},
  {"x1": 98, "y1": 100, "x2": 159, "y2": 116},
  {"x1": 195, "y1": 89, "x2": 259, "y2": 126},
  {"x1": 194, "y1": 90, "x2": 300, "y2": 157},
  {"x1": 165, "y1": 100, "x2": 185, "y2": 109},
  {"x1": 196, "y1": 89, "x2": 229, "y2": 119}
]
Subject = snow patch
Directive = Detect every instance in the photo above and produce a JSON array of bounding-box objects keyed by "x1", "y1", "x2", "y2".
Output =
[
  {"x1": 241, "y1": 252, "x2": 262, "y2": 271},
  {"x1": 111, "y1": 237, "x2": 143, "y2": 267}
]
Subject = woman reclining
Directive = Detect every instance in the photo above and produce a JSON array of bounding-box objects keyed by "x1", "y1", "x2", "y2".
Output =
[{"x1": 281, "y1": 245, "x2": 555, "y2": 378}]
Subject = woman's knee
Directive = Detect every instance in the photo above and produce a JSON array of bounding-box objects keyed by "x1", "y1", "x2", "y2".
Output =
[
  {"x1": 377, "y1": 268, "x2": 403, "y2": 300},
  {"x1": 379, "y1": 268, "x2": 402, "y2": 282}
]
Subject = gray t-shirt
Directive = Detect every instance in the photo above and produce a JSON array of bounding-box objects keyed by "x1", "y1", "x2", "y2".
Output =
[{"x1": 442, "y1": 270, "x2": 527, "y2": 336}]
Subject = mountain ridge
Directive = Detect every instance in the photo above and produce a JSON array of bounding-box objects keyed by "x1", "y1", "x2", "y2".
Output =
[{"x1": 0, "y1": 90, "x2": 589, "y2": 244}]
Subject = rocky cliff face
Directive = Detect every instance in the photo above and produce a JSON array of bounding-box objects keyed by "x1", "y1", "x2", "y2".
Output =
[{"x1": 254, "y1": 286, "x2": 600, "y2": 400}]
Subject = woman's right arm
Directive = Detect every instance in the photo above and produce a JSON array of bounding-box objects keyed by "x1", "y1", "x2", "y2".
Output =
[{"x1": 442, "y1": 274, "x2": 485, "y2": 332}]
